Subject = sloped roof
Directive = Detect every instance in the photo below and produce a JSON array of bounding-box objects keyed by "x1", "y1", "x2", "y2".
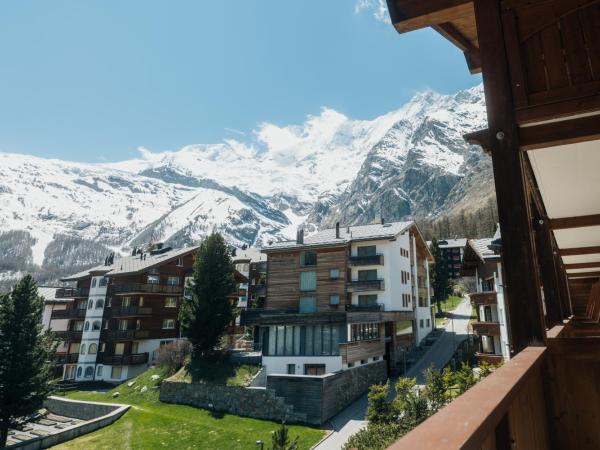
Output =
[
  {"x1": 264, "y1": 221, "x2": 414, "y2": 251},
  {"x1": 60, "y1": 245, "x2": 199, "y2": 281},
  {"x1": 38, "y1": 286, "x2": 69, "y2": 303}
]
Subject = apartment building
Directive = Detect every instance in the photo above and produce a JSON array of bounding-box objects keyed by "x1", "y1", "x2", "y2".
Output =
[
  {"x1": 242, "y1": 221, "x2": 433, "y2": 377},
  {"x1": 461, "y1": 230, "x2": 510, "y2": 363},
  {"x1": 232, "y1": 247, "x2": 267, "y2": 309},
  {"x1": 51, "y1": 244, "x2": 198, "y2": 383},
  {"x1": 436, "y1": 239, "x2": 467, "y2": 279}
]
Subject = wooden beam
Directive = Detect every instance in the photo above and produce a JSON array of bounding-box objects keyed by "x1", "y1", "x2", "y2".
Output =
[
  {"x1": 549, "y1": 214, "x2": 600, "y2": 230},
  {"x1": 433, "y1": 22, "x2": 481, "y2": 73},
  {"x1": 389, "y1": 0, "x2": 473, "y2": 32},
  {"x1": 464, "y1": 128, "x2": 492, "y2": 152},
  {"x1": 567, "y1": 271, "x2": 600, "y2": 278},
  {"x1": 560, "y1": 246, "x2": 600, "y2": 256},
  {"x1": 474, "y1": 0, "x2": 546, "y2": 354},
  {"x1": 565, "y1": 262, "x2": 600, "y2": 270},
  {"x1": 520, "y1": 114, "x2": 600, "y2": 151}
]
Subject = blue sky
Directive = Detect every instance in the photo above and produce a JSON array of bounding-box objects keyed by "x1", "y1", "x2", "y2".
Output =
[{"x1": 0, "y1": 1, "x2": 480, "y2": 162}]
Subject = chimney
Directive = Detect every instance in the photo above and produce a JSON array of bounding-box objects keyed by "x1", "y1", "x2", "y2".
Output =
[
  {"x1": 296, "y1": 229, "x2": 304, "y2": 245},
  {"x1": 335, "y1": 222, "x2": 340, "y2": 239},
  {"x1": 381, "y1": 217, "x2": 385, "y2": 225}
]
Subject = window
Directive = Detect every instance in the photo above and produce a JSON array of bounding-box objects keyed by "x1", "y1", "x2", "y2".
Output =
[
  {"x1": 78, "y1": 301, "x2": 86, "y2": 310},
  {"x1": 74, "y1": 321, "x2": 84, "y2": 331},
  {"x1": 419, "y1": 319, "x2": 424, "y2": 328},
  {"x1": 426, "y1": 319, "x2": 430, "y2": 328},
  {"x1": 107, "y1": 298, "x2": 112, "y2": 308},
  {"x1": 287, "y1": 364, "x2": 296, "y2": 375},
  {"x1": 300, "y1": 251, "x2": 317, "y2": 266},
  {"x1": 361, "y1": 359, "x2": 367, "y2": 365},
  {"x1": 264, "y1": 324, "x2": 344, "y2": 357},
  {"x1": 162, "y1": 319, "x2": 175, "y2": 329},
  {"x1": 357, "y1": 269, "x2": 377, "y2": 281},
  {"x1": 91, "y1": 278, "x2": 97, "y2": 288},
  {"x1": 97, "y1": 365, "x2": 103, "y2": 376},
  {"x1": 147, "y1": 274, "x2": 160, "y2": 285},
  {"x1": 183, "y1": 277, "x2": 193, "y2": 300},
  {"x1": 111, "y1": 366, "x2": 123, "y2": 379},
  {"x1": 88, "y1": 300, "x2": 93, "y2": 309},
  {"x1": 77, "y1": 367, "x2": 82, "y2": 377},
  {"x1": 329, "y1": 295, "x2": 340, "y2": 306},
  {"x1": 84, "y1": 321, "x2": 90, "y2": 331},
  {"x1": 80, "y1": 344, "x2": 86, "y2": 355},
  {"x1": 350, "y1": 323, "x2": 380, "y2": 342},
  {"x1": 329, "y1": 268, "x2": 340, "y2": 279},
  {"x1": 138, "y1": 296, "x2": 144, "y2": 307},
  {"x1": 300, "y1": 271, "x2": 316, "y2": 291},
  {"x1": 99, "y1": 277, "x2": 108, "y2": 287},
  {"x1": 357, "y1": 245, "x2": 376, "y2": 257},
  {"x1": 136, "y1": 319, "x2": 141, "y2": 330},
  {"x1": 299, "y1": 297, "x2": 317, "y2": 313},
  {"x1": 92, "y1": 320, "x2": 101, "y2": 331},
  {"x1": 165, "y1": 297, "x2": 177, "y2": 308},
  {"x1": 114, "y1": 343, "x2": 124, "y2": 355},
  {"x1": 100, "y1": 343, "x2": 106, "y2": 352},
  {"x1": 95, "y1": 299, "x2": 104, "y2": 309},
  {"x1": 88, "y1": 343, "x2": 97, "y2": 354},
  {"x1": 358, "y1": 295, "x2": 377, "y2": 306},
  {"x1": 132, "y1": 342, "x2": 139, "y2": 353},
  {"x1": 118, "y1": 319, "x2": 128, "y2": 331},
  {"x1": 176, "y1": 257, "x2": 183, "y2": 267},
  {"x1": 103, "y1": 320, "x2": 109, "y2": 330},
  {"x1": 304, "y1": 364, "x2": 326, "y2": 376},
  {"x1": 166, "y1": 276, "x2": 180, "y2": 286}
]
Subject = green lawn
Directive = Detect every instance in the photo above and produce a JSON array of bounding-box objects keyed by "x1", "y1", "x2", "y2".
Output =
[
  {"x1": 53, "y1": 368, "x2": 325, "y2": 450},
  {"x1": 171, "y1": 356, "x2": 260, "y2": 386}
]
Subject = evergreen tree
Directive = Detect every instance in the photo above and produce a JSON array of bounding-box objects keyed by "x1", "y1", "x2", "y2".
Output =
[
  {"x1": 270, "y1": 421, "x2": 299, "y2": 450},
  {"x1": 429, "y1": 238, "x2": 450, "y2": 314},
  {"x1": 0, "y1": 275, "x2": 57, "y2": 447},
  {"x1": 179, "y1": 232, "x2": 236, "y2": 359}
]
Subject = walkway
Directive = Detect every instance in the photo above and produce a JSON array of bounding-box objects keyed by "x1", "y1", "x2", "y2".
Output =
[{"x1": 313, "y1": 297, "x2": 472, "y2": 450}]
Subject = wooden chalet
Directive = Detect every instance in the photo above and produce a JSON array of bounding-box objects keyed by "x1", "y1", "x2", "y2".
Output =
[{"x1": 385, "y1": 0, "x2": 600, "y2": 448}]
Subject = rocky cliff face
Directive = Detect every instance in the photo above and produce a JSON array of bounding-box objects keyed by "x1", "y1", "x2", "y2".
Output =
[{"x1": 0, "y1": 84, "x2": 492, "y2": 291}]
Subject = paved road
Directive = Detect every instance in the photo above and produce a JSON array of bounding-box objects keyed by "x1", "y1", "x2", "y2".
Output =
[{"x1": 314, "y1": 297, "x2": 471, "y2": 450}]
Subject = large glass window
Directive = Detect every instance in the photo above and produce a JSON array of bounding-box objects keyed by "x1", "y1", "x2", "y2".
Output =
[
  {"x1": 264, "y1": 324, "x2": 344, "y2": 356},
  {"x1": 166, "y1": 276, "x2": 180, "y2": 286},
  {"x1": 300, "y1": 271, "x2": 317, "y2": 291},
  {"x1": 165, "y1": 297, "x2": 177, "y2": 308},
  {"x1": 357, "y1": 269, "x2": 378, "y2": 281},
  {"x1": 350, "y1": 322, "x2": 380, "y2": 342},
  {"x1": 357, "y1": 245, "x2": 376, "y2": 257},
  {"x1": 299, "y1": 296, "x2": 317, "y2": 313},
  {"x1": 147, "y1": 274, "x2": 160, "y2": 285},
  {"x1": 329, "y1": 269, "x2": 340, "y2": 279},
  {"x1": 300, "y1": 251, "x2": 317, "y2": 266},
  {"x1": 358, "y1": 295, "x2": 377, "y2": 306}
]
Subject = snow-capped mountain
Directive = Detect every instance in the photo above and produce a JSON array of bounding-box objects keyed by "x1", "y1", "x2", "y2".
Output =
[{"x1": 0, "y1": 84, "x2": 490, "y2": 290}]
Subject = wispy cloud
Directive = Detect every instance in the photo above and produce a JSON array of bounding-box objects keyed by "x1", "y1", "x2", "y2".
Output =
[
  {"x1": 354, "y1": 0, "x2": 390, "y2": 23},
  {"x1": 224, "y1": 127, "x2": 246, "y2": 137}
]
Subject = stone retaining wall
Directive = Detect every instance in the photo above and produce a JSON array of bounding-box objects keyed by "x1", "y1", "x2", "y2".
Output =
[{"x1": 159, "y1": 381, "x2": 307, "y2": 423}]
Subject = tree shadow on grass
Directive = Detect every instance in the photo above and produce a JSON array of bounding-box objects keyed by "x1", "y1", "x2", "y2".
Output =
[{"x1": 186, "y1": 353, "x2": 237, "y2": 385}]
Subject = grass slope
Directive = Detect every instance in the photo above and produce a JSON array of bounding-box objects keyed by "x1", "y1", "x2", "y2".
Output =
[{"x1": 53, "y1": 368, "x2": 324, "y2": 450}]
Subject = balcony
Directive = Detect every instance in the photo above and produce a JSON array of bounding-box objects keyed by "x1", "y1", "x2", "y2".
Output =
[
  {"x1": 348, "y1": 254, "x2": 384, "y2": 266},
  {"x1": 470, "y1": 291, "x2": 498, "y2": 307},
  {"x1": 346, "y1": 279, "x2": 385, "y2": 292},
  {"x1": 108, "y1": 306, "x2": 153, "y2": 317},
  {"x1": 54, "y1": 353, "x2": 79, "y2": 364},
  {"x1": 52, "y1": 330, "x2": 83, "y2": 341},
  {"x1": 98, "y1": 352, "x2": 149, "y2": 365},
  {"x1": 101, "y1": 329, "x2": 177, "y2": 341},
  {"x1": 55, "y1": 287, "x2": 89, "y2": 299},
  {"x1": 471, "y1": 321, "x2": 501, "y2": 336},
  {"x1": 475, "y1": 352, "x2": 503, "y2": 365},
  {"x1": 111, "y1": 283, "x2": 183, "y2": 295},
  {"x1": 51, "y1": 308, "x2": 87, "y2": 319},
  {"x1": 345, "y1": 303, "x2": 384, "y2": 312}
]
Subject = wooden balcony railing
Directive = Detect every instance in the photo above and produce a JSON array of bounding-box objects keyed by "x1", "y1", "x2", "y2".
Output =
[
  {"x1": 111, "y1": 283, "x2": 183, "y2": 295},
  {"x1": 55, "y1": 287, "x2": 90, "y2": 299},
  {"x1": 346, "y1": 279, "x2": 385, "y2": 292},
  {"x1": 108, "y1": 306, "x2": 153, "y2": 317},
  {"x1": 348, "y1": 254, "x2": 384, "y2": 266},
  {"x1": 52, "y1": 330, "x2": 83, "y2": 341},
  {"x1": 51, "y1": 308, "x2": 87, "y2": 319},
  {"x1": 101, "y1": 329, "x2": 177, "y2": 341},
  {"x1": 470, "y1": 291, "x2": 498, "y2": 307},
  {"x1": 98, "y1": 352, "x2": 149, "y2": 365},
  {"x1": 472, "y1": 321, "x2": 501, "y2": 336},
  {"x1": 388, "y1": 347, "x2": 548, "y2": 449}
]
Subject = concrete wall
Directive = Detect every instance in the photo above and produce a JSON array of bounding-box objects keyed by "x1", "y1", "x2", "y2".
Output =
[
  {"x1": 6, "y1": 397, "x2": 129, "y2": 450},
  {"x1": 262, "y1": 355, "x2": 342, "y2": 376},
  {"x1": 159, "y1": 380, "x2": 307, "y2": 423},
  {"x1": 267, "y1": 360, "x2": 387, "y2": 424}
]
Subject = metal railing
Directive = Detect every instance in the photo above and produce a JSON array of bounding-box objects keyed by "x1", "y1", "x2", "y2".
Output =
[
  {"x1": 348, "y1": 254, "x2": 384, "y2": 266},
  {"x1": 51, "y1": 308, "x2": 87, "y2": 319},
  {"x1": 52, "y1": 330, "x2": 83, "y2": 341},
  {"x1": 55, "y1": 287, "x2": 90, "y2": 298},
  {"x1": 346, "y1": 279, "x2": 385, "y2": 291},
  {"x1": 109, "y1": 306, "x2": 153, "y2": 317},
  {"x1": 345, "y1": 303, "x2": 385, "y2": 312}
]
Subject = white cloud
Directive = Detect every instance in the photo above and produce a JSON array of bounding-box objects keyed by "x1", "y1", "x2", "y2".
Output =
[{"x1": 354, "y1": 0, "x2": 390, "y2": 23}]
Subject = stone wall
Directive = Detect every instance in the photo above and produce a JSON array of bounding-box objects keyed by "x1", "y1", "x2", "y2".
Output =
[
  {"x1": 159, "y1": 381, "x2": 307, "y2": 423},
  {"x1": 267, "y1": 361, "x2": 387, "y2": 424},
  {"x1": 44, "y1": 397, "x2": 121, "y2": 421}
]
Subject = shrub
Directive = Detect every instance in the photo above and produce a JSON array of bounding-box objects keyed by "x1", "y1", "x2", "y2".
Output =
[
  {"x1": 365, "y1": 382, "x2": 396, "y2": 424},
  {"x1": 343, "y1": 423, "x2": 406, "y2": 450},
  {"x1": 156, "y1": 340, "x2": 192, "y2": 374}
]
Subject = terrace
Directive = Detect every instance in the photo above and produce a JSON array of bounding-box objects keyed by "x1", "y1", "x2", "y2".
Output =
[{"x1": 384, "y1": 0, "x2": 600, "y2": 448}]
